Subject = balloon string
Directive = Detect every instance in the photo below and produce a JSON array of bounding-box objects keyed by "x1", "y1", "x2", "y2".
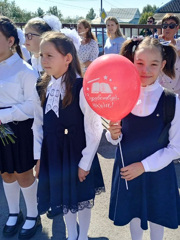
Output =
[{"x1": 119, "y1": 141, "x2": 128, "y2": 190}]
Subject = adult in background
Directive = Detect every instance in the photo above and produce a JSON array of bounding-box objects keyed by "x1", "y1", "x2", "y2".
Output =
[
  {"x1": 140, "y1": 16, "x2": 157, "y2": 37},
  {"x1": 104, "y1": 16, "x2": 125, "y2": 54},
  {"x1": 158, "y1": 13, "x2": 180, "y2": 96},
  {"x1": 77, "y1": 19, "x2": 99, "y2": 75}
]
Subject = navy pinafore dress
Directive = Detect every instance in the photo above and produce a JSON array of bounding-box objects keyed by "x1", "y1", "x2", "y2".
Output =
[
  {"x1": 109, "y1": 91, "x2": 180, "y2": 230},
  {"x1": 37, "y1": 78, "x2": 105, "y2": 215}
]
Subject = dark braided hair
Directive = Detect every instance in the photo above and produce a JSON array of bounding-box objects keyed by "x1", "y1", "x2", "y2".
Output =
[{"x1": 0, "y1": 16, "x2": 23, "y2": 58}]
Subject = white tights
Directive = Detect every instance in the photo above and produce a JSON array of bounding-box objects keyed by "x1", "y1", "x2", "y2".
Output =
[
  {"x1": 64, "y1": 208, "x2": 91, "y2": 240},
  {"x1": 130, "y1": 218, "x2": 164, "y2": 240}
]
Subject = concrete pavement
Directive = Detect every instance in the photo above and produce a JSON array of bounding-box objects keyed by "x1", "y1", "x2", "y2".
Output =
[{"x1": 0, "y1": 130, "x2": 180, "y2": 240}]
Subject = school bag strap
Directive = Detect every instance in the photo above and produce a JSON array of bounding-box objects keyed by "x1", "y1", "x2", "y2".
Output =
[{"x1": 163, "y1": 89, "x2": 176, "y2": 125}]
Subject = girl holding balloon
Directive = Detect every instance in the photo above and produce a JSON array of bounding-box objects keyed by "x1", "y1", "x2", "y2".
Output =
[
  {"x1": 33, "y1": 31, "x2": 105, "y2": 240},
  {"x1": 106, "y1": 37, "x2": 180, "y2": 240}
]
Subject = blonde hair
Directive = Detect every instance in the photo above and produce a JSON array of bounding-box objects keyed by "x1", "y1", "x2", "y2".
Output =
[{"x1": 105, "y1": 16, "x2": 123, "y2": 38}]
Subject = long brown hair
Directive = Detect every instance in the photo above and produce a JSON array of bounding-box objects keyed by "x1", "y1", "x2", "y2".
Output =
[
  {"x1": 0, "y1": 16, "x2": 23, "y2": 58},
  {"x1": 38, "y1": 31, "x2": 82, "y2": 107},
  {"x1": 105, "y1": 16, "x2": 124, "y2": 38},
  {"x1": 120, "y1": 36, "x2": 177, "y2": 79},
  {"x1": 78, "y1": 19, "x2": 97, "y2": 43}
]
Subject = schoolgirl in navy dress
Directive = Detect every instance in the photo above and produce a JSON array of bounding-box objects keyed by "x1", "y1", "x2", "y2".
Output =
[
  {"x1": 106, "y1": 37, "x2": 180, "y2": 240},
  {"x1": 0, "y1": 16, "x2": 41, "y2": 239},
  {"x1": 33, "y1": 31, "x2": 105, "y2": 240},
  {"x1": 24, "y1": 15, "x2": 62, "y2": 75}
]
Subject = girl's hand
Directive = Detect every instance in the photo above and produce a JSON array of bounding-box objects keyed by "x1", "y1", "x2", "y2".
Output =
[
  {"x1": 35, "y1": 160, "x2": 40, "y2": 178},
  {"x1": 120, "y1": 162, "x2": 145, "y2": 181},
  {"x1": 108, "y1": 121, "x2": 122, "y2": 140},
  {"x1": 78, "y1": 167, "x2": 89, "y2": 182}
]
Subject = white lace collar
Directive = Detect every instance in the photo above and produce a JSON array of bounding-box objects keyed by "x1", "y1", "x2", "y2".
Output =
[{"x1": 45, "y1": 75, "x2": 66, "y2": 117}]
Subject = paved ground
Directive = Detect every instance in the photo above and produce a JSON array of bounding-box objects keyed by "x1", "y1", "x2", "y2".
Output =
[{"x1": 0, "y1": 130, "x2": 180, "y2": 240}]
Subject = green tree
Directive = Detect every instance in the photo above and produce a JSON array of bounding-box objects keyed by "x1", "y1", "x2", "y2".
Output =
[
  {"x1": 142, "y1": 4, "x2": 157, "y2": 13},
  {"x1": 139, "y1": 12, "x2": 154, "y2": 24},
  {"x1": 139, "y1": 4, "x2": 157, "y2": 24},
  {"x1": 62, "y1": 15, "x2": 83, "y2": 24},
  {"x1": 86, "y1": 8, "x2": 96, "y2": 21},
  {"x1": 37, "y1": 7, "x2": 44, "y2": 17},
  {"x1": 47, "y1": 6, "x2": 62, "y2": 19}
]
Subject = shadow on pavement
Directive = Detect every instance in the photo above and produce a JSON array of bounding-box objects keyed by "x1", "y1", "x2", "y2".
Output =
[
  {"x1": 51, "y1": 214, "x2": 66, "y2": 240},
  {"x1": 97, "y1": 130, "x2": 116, "y2": 159},
  {"x1": 89, "y1": 237, "x2": 109, "y2": 240}
]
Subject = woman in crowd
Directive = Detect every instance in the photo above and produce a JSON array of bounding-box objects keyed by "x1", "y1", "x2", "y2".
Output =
[{"x1": 104, "y1": 16, "x2": 125, "y2": 54}]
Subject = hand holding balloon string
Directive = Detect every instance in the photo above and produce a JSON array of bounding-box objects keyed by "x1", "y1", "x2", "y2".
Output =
[{"x1": 108, "y1": 121, "x2": 122, "y2": 140}]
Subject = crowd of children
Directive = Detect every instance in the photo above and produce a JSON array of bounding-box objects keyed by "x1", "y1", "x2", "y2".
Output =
[{"x1": 0, "y1": 13, "x2": 180, "y2": 240}]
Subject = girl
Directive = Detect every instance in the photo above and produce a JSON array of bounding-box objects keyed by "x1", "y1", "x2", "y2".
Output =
[
  {"x1": 77, "y1": 19, "x2": 99, "y2": 75},
  {"x1": 24, "y1": 15, "x2": 62, "y2": 75},
  {"x1": 0, "y1": 16, "x2": 41, "y2": 239},
  {"x1": 158, "y1": 14, "x2": 180, "y2": 96},
  {"x1": 33, "y1": 31, "x2": 105, "y2": 240},
  {"x1": 106, "y1": 37, "x2": 180, "y2": 240},
  {"x1": 104, "y1": 16, "x2": 125, "y2": 54}
]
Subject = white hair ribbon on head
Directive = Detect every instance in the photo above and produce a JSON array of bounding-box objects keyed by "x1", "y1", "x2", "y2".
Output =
[
  {"x1": 43, "y1": 15, "x2": 62, "y2": 31},
  {"x1": 17, "y1": 28, "x2": 25, "y2": 45},
  {"x1": 60, "y1": 28, "x2": 81, "y2": 51},
  {"x1": 159, "y1": 39, "x2": 171, "y2": 46}
]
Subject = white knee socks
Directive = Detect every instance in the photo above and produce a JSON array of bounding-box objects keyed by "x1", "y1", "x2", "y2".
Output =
[
  {"x1": 130, "y1": 218, "x2": 164, "y2": 240},
  {"x1": 64, "y1": 211, "x2": 78, "y2": 240},
  {"x1": 20, "y1": 179, "x2": 38, "y2": 229},
  {"x1": 78, "y1": 208, "x2": 91, "y2": 240},
  {"x1": 130, "y1": 218, "x2": 143, "y2": 240},
  {"x1": 3, "y1": 180, "x2": 20, "y2": 226},
  {"x1": 149, "y1": 221, "x2": 164, "y2": 240}
]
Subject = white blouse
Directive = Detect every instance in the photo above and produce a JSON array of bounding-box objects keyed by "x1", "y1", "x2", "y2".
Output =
[
  {"x1": 32, "y1": 77, "x2": 103, "y2": 171},
  {"x1": 31, "y1": 55, "x2": 43, "y2": 75},
  {"x1": 78, "y1": 39, "x2": 99, "y2": 73},
  {"x1": 0, "y1": 53, "x2": 38, "y2": 123},
  {"x1": 106, "y1": 80, "x2": 180, "y2": 172}
]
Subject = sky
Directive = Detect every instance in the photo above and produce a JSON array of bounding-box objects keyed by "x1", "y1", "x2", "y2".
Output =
[{"x1": 13, "y1": 0, "x2": 170, "y2": 18}]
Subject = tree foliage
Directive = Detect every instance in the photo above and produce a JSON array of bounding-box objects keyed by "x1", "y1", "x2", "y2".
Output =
[
  {"x1": 139, "y1": 12, "x2": 154, "y2": 24},
  {"x1": 142, "y1": 4, "x2": 157, "y2": 14},
  {"x1": 139, "y1": 4, "x2": 157, "y2": 24},
  {"x1": 86, "y1": 8, "x2": 96, "y2": 21}
]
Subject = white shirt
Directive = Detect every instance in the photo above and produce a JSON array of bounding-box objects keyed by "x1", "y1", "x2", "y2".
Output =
[
  {"x1": 106, "y1": 80, "x2": 180, "y2": 172},
  {"x1": 31, "y1": 55, "x2": 43, "y2": 75},
  {"x1": 32, "y1": 77, "x2": 103, "y2": 171},
  {"x1": 0, "y1": 53, "x2": 38, "y2": 123}
]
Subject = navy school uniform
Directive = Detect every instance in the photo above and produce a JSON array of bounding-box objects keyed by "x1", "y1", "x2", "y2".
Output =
[
  {"x1": 37, "y1": 78, "x2": 105, "y2": 215},
  {"x1": 109, "y1": 91, "x2": 180, "y2": 230}
]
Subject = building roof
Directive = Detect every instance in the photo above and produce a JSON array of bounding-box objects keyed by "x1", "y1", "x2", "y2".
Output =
[
  {"x1": 156, "y1": 0, "x2": 180, "y2": 13},
  {"x1": 107, "y1": 8, "x2": 140, "y2": 23}
]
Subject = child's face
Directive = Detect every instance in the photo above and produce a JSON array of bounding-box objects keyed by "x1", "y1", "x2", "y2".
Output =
[
  {"x1": 0, "y1": 31, "x2": 14, "y2": 62},
  {"x1": 162, "y1": 19, "x2": 179, "y2": 41},
  {"x1": 24, "y1": 27, "x2": 41, "y2": 54},
  {"x1": 134, "y1": 47, "x2": 166, "y2": 87},
  {"x1": 106, "y1": 20, "x2": 118, "y2": 36},
  {"x1": 40, "y1": 41, "x2": 71, "y2": 79}
]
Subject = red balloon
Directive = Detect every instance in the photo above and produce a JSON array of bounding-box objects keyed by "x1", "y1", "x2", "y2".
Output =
[{"x1": 83, "y1": 54, "x2": 141, "y2": 121}]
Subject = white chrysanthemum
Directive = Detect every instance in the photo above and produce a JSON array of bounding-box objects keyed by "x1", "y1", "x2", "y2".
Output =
[
  {"x1": 60, "y1": 28, "x2": 81, "y2": 51},
  {"x1": 17, "y1": 28, "x2": 25, "y2": 45},
  {"x1": 43, "y1": 15, "x2": 62, "y2": 31}
]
